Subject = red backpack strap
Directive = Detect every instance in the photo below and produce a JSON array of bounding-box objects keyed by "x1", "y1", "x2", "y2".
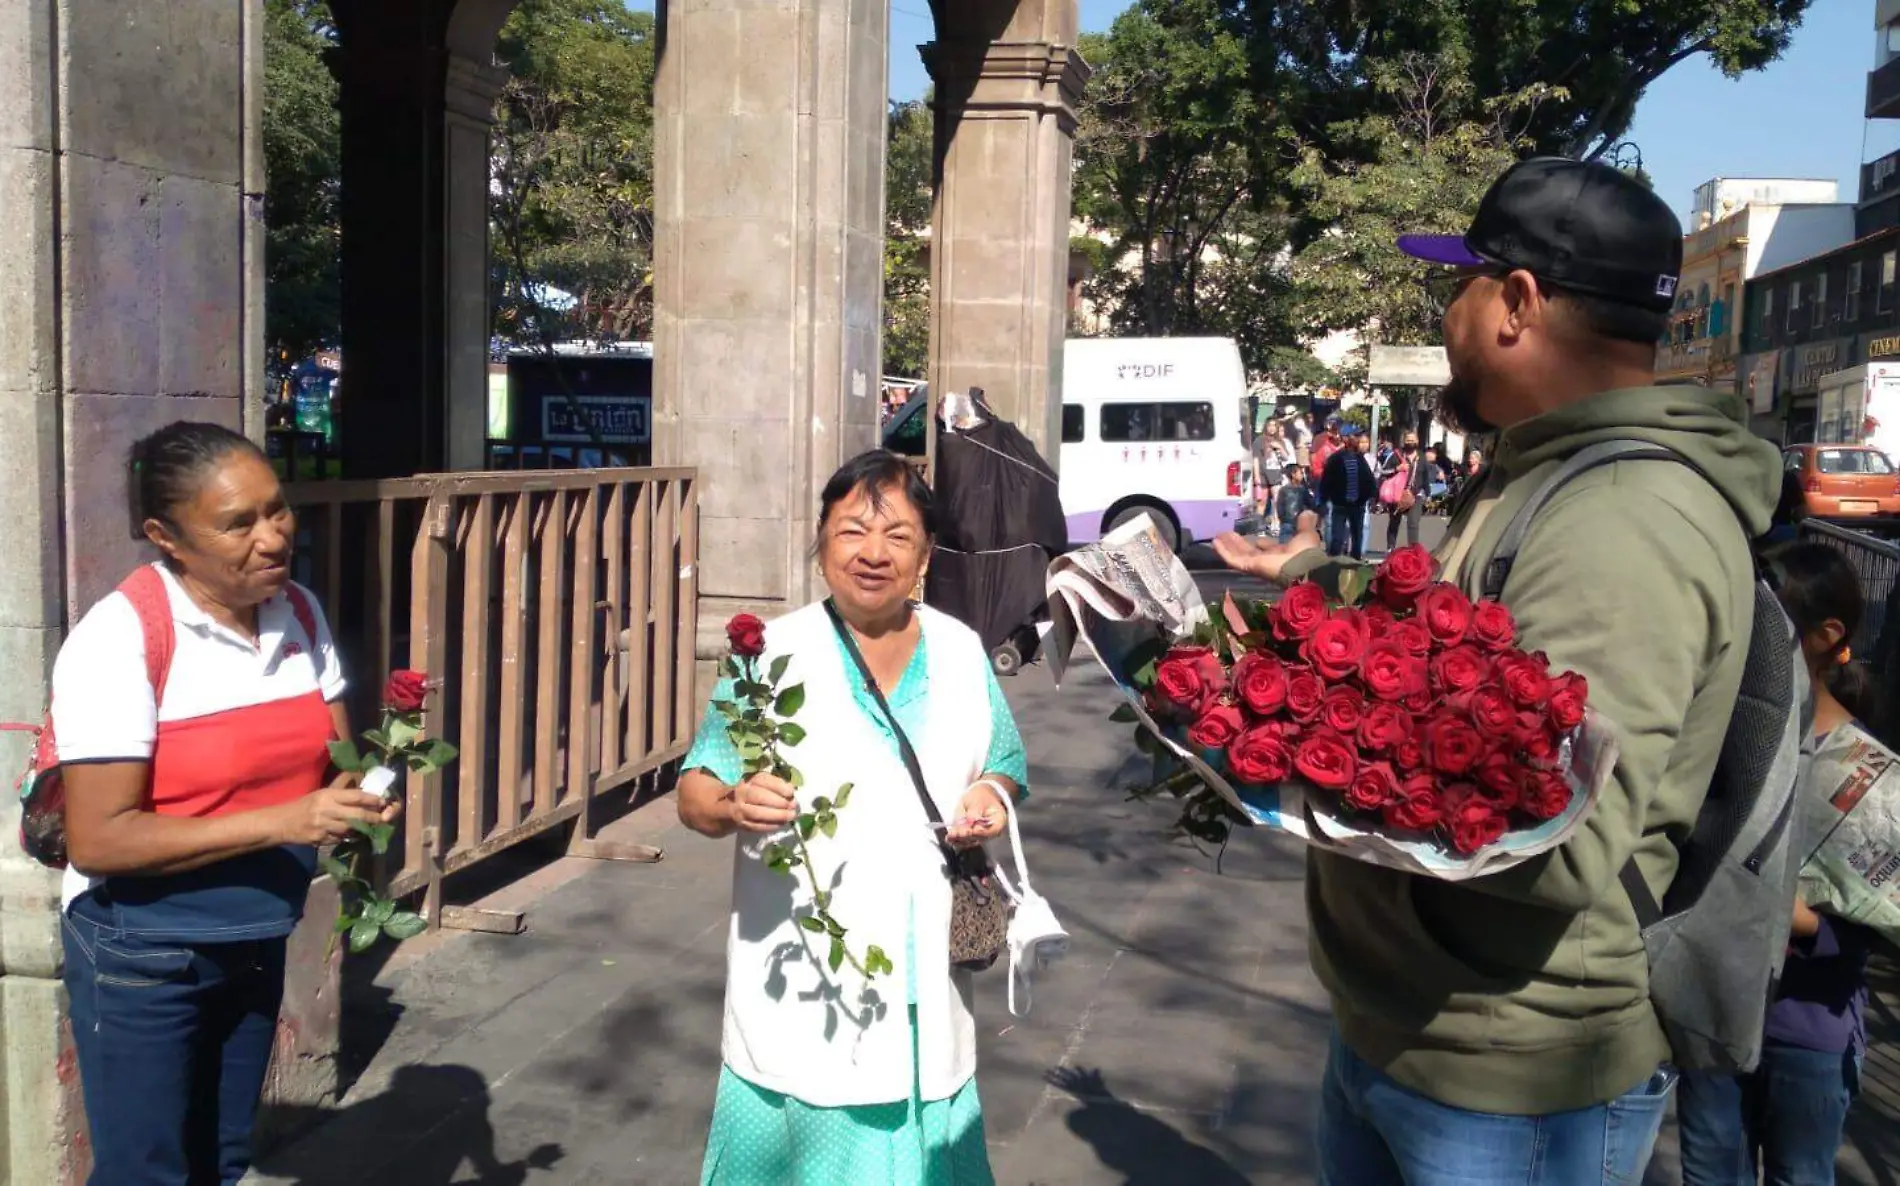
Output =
[
  {"x1": 283, "y1": 584, "x2": 324, "y2": 678},
  {"x1": 117, "y1": 566, "x2": 177, "y2": 704}
]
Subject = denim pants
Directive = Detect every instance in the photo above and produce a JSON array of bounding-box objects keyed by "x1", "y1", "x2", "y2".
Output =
[
  {"x1": 1677, "y1": 1039, "x2": 1861, "y2": 1186},
  {"x1": 61, "y1": 899, "x2": 287, "y2": 1186},
  {"x1": 1326, "y1": 503, "x2": 1366, "y2": 559},
  {"x1": 1317, "y1": 1031, "x2": 1676, "y2": 1185}
]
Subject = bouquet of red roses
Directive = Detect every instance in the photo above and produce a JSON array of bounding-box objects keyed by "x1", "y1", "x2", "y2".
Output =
[{"x1": 1104, "y1": 545, "x2": 1615, "y2": 877}]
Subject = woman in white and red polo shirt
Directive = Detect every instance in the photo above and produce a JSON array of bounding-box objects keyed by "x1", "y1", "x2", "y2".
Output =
[{"x1": 53, "y1": 421, "x2": 399, "y2": 1186}]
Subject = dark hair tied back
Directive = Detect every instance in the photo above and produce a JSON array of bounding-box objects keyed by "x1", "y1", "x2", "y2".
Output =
[
  {"x1": 127, "y1": 420, "x2": 262, "y2": 540},
  {"x1": 1764, "y1": 541, "x2": 1878, "y2": 725}
]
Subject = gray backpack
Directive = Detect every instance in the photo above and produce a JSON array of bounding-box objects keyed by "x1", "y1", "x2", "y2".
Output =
[{"x1": 1481, "y1": 439, "x2": 1813, "y2": 1075}]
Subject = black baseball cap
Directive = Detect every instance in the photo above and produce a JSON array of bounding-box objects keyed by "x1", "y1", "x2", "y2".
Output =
[{"x1": 1398, "y1": 157, "x2": 1684, "y2": 314}]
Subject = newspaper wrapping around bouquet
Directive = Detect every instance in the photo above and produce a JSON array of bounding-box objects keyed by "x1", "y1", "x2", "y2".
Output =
[
  {"x1": 1797, "y1": 721, "x2": 1900, "y2": 947},
  {"x1": 1046, "y1": 516, "x2": 1620, "y2": 880}
]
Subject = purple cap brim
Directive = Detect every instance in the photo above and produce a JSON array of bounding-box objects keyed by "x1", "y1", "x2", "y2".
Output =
[{"x1": 1397, "y1": 234, "x2": 1485, "y2": 267}]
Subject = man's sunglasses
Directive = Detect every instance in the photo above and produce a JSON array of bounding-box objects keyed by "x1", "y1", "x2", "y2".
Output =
[{"x1": 1422, "y1": 268, "x2": 1507, "y2": 316}]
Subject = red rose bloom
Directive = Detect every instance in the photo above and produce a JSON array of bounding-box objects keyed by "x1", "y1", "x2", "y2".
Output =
[
  {"x1": 1273, "y1": 581, "x2": 1330, "y2": 642},
  {"x1": 1154, "y1": 646, "x2": 1226, "y2": 714},
  {"x1": 1400, "y1": 659, "x2": 1434, "y2": 713},
  {"x1": 1232, "y1": 653, "x2": 1290, "y2": 717},
  {"x1": 1301, "y1": 618, "x2": 1370, "y2": 682},
  {"x1": 1294, "y1": 729, "x2": 1358, "y2": 791},
  {"x1": 1360, "y1": 640, "x2": 1414, "y2": 703},
  {"x1": 1473, "y1": 751, "x2": 1522, "y2": 808},
  {"x1": 1188, "y1": 702, "x2": 1246, "y2": 749},
  {"x1": 1462, "y1": 684, "x2": 1519, "y2": 737},
  {"x1": 1469, "y1": 600, "x2": 1517, "y2": 652},
  {"x1": 1520, "y1": 718, "x2": 1563, "y2": 768},
  {"x1": 1383, "y1": 773, "x2": 1445, "y2": 830},
  {"x1": 1357, "y1": 701, "x2": 1413, "y2": 754},
  {"x1": 1447, "y1": 795, "x2": 1508, "y2": 855},
  {"x1": 1496, "y1": 649, "x2": 1553, "y2": 708},
  {"x1": 1423, "y1": 713, "x2": 1486, "y2": 777},
  {"x1": 1319, "y1": 685, "x2": 1367, "y2": 735},
  {"x1": 1284, "y1": 667, "x2": 1326, "y2": 723},
  {"x1": 1547, "y1": 671, "x2": 1588, "y2": 732},
  {"x1": 1519, "y1": 769, "x2": 1574, "y2": 820},
  {"x1": 1359, "y1": 602, "x2": 1397, "y2": 635},
  {"x1": 1344, "y1": 761, "x2": 1399, "y2": 812},
  {"x1": 1414, "y1": 584, "x2": 1473, "y2": 648},
  {"x1": 1393, "y1": 735, "x2": 1426, "y2": 773},
  {"x1": 726, "y1": 613, "x2": 768, "y2": 658},
  {"x1": 1389, "y1": 619, "x2": 1434, "y2": 658},
  {"x1": 383, "y1": 669, "x2": 430, "y2": 713},
  {"x1": 1375, "y1": 544, "x2": 1437, "y2": 610},
  {"x1": 1228, "y1": 724, "x2": 1294, "y2": 785},
  {"x1": 1430, "y1": 645, "x2": 1491, "y2": 696}
]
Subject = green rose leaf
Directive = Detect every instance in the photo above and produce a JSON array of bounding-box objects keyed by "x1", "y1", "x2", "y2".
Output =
[
  {"x1": 866, "y1": 945, "x2": 892, "y2": 976},
  {"x1": 1108, "y1": 702, "x2": 1139, "y2": 724},
  {"x1": 1337, "y1": 566, "x2": 1372, "y2": 609},
  {"x1": 333, "y1": 909, "x2": 357, "y2": 934},
  {"x1": 423, "y1": 738, "x2": 458, "y2": 767},
  {"x1": 720, "y1": 656, "x2": 740, "y2": 679},
  {"x1": 348, "y1": 820, "x2": 395, "y2": 855},
  {"x1": 819, "y1": 814, "x2": 838, "y2": 840},
  {"x1": 365, "y1": 898, "x2": 396, "y2": 926},
  {"x1": 824, "y1": 915, "x2": 844, "y2": 938},
  {"x1": 381, "y1": 911, "x2": 428, "y2": 941},
  {"x1": 714, "y1": 700, "x2": 741, "y2": 720},
  {"x1": 775, "y1": 684, "x2": 806, "y2": 717},
  {"x1": 798, "y1": 916, "x2": 826, "y2": 934},
  {"x1": 834, "y1": 783, "x2": 853, "y2": 808},
  {"x1": 386, "y1": 716, "x2": 422, "y2": 752},
  {"x1": 318, "y1": 853, "x2": 353, "y2": 882},
  {"x1": 362, "y1": 728, "x2": 391, "y2": 754},
  {"x1": 348, "y1": 917, "x2": 382, "y2": 954},
  {"x1": 328, "y1": 739, "x2": 365, "y2": 773},
  {"x1": 797, "y1": 816, "x2": 815, "y2": 841},
  {"x1": 783, "y1": 765, "x2": 805, "y2": 789},
  {"x1": 812, "y1": 796, "x2": 832, "y2": 814},
  {"x1": 769, "y1": 655, "x2": 791, "y2": 684},
  {"x1": 827, "y1": 937, "x2": 845, "y2": 973},
  {"x1": 778, "y1": 722, "x2": 806, "y2": 747}
]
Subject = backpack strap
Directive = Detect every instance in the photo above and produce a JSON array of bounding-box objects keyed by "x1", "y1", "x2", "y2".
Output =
[
  {"x1": 117, "y1": 566, "x2": 178, "y2": 704},
  {"x1": 1477, "y1": 441, "x2": 1686, "y2": 601}
]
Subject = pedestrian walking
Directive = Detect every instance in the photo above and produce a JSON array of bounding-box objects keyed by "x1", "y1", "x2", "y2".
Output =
[
  {"x1": 677, "y1": 450, "x2": 1029, "y2": 1186},
  {"x1": 1211, "y1": 156, "x2": 1781, "y2": 1184},
  {"x1": 1318, "y1": 428, "x2": 1375, "y2": 559},
  {"x1": 1677, "y1": 542, "x2": 1878, "y2": 1185},
  {"x1": 54, "y1": 421, "x2": 396, "y2": 1186},
  {"x1": 1252, "y1": 419, "x2": 1294, "y2": 525},
  {"x1": 1380, "y1": 432, "x2": 1425, "y2": 552}
]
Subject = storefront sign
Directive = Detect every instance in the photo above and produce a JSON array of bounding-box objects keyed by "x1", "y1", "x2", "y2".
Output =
[
  {"x1": 1367, "y1": 345, "x2": 1450, "y2": 387},
  {"x1": 1790, "y1": 340, "x2": 1850, "y2": 393},
  {"x1": 1867, "y1": 334, "x2": 1900, "y2": 360},
  {"x1": 542, "y1": 394, "x2": 650, "y2": 445}
]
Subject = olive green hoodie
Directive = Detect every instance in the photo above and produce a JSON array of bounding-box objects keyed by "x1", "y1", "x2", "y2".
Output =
[{"x1": 1281, "y1": 385, "x2": 1782, "y2": 1114}]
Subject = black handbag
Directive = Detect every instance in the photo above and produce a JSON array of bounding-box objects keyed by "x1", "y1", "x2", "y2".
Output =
[{"x1": 824, "y1": 602, "x2": 1010, "y2": 972}]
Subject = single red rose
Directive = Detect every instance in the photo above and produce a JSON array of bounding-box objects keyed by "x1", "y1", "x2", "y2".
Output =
[
  {"x1": 1301, "y1": 618, "x2": 1370, "y2": 682},
  {"x1": 1520, "y1": 718, "x2": 1563, "y2": 769},
  {"x1": 1461, "y1": 684, "x2": 1519, "y2": 737},
  {"x1": 1430, "y1": 645, "x2": 1491, "y2": 696},
  {"x1": 1469, "y1": 600, "x2": 1517, "y2": 652},
  {"x1": 1319, "y1": 684, "x2": 1367, "y2": 735},
  {"x1": 1357, "y1": 701, "x2": 1413, "y2": 754},
  {"x1": 1415, "y1": 584, "x2": 1473, "y2": 648},
  {"x1": 1294, "y1": 729, "x2": 1358, "y2": 790},
  {"x1": 1496, "y1": 649, "x2": 1553, "y2": 708},
  {"x1": 1423, "y1": 713, "x2": 1486, "y2": 777},
  {"x1": 1359, "y1": 602, "x2": 1397, "y2": 635},
  {"x1": 1383, "y1": 773, "x2": 1445, "y2": 830},
  {"x1": 1273, "y1": 581, "x2": 1330, "y2": 642},
  {"x1": 1389, "y1": 619, "x2": 1434, "y2": 659},
  {"x1": 1228, "y1": 723, "x2": 1295, "y2": 785},
  {"x1": 726, "y1": 613, "x2": 768, "y2": 659},
  {"x1": 1284, "y1": 666, "x2": 1326, "y2": 723},
  {"x1": 1188, "y1": 701, "x2": 1246, "y2": 749},
  {"x1": 1447, "y1": 795, "x2": 1509, "y2": 855},
  {"x1": 1345, "y1": 761, "x2": 1399, "y2": 812},
  {"x1": 1519, "y1": 769, "x2": 1575, "y2": 821},
  {"x1": 1400, "y1": 659, "x2": 1434, "y2": 714},
  {"x1": 1375, "y1": 544, "x2": 1437, "y2": 609},
  {"x1": 1154, "y1": 646, "x2": 1226, "y2": 714},
  {"x1": 1231, "y1": 653, "x2": 1290, "y2": 718},
  {"x1": 1547, "y1": 671, "x2": 1588, "y2": 733},
  {"x1": 383, "y1": 669, "x2": 431, "y2": 713},
  {"x1": 1473, "y1": 751, "x2": 1522, "y2": 808},
  {"x1": 1360, "y1": 640, "x2": 1414, "y2": 703},
  {"x1": 1393, "y1": 734, "x2": 1427, "y2": 773}
]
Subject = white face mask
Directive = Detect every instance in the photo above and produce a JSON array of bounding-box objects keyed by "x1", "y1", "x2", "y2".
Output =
[{"x1": 981, "y1": 785, "x2": 1069, "y2": 1018}]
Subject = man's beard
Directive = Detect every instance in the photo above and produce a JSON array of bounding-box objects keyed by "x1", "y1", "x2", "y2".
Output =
[{"x1": 1436, "y1": 373, "x2": 1495, "y2": 435}]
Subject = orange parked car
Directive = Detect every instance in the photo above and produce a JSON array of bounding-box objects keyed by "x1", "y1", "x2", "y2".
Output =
[{"x1": 1782, "y1": 444, "x2": 1900, "y2": 518}]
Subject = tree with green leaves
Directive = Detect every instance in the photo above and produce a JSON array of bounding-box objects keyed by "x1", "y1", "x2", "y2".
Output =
[
  {"x1": 262, "y1": 0, "x2": 341, "y2": 373},
  {"x1": 491, "y1": 0, "x2": 657, "y2": 346},
  {"x1": 884, "y1": 100, "x2": 934, "y2": 380}
]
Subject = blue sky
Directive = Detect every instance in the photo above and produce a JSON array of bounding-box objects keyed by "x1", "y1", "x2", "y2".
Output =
[{"x1": 635, "y1": 1, "x2": 1878, "y2": 226}]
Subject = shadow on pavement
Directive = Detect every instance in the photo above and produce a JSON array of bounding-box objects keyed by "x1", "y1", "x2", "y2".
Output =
[{"x1": 1045, "y1": 1067, "x2": 1249, "y2": 1186}]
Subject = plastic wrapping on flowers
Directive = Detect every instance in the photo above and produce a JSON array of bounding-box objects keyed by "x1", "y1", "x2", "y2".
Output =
[{"x1": 1109, "y1": 547, "x2": 1619, "y2": 880}]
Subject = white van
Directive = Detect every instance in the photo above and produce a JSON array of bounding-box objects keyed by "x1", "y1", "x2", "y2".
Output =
[{"x1": 881, "y1": 336, "x2": 1252, "y2": 552}]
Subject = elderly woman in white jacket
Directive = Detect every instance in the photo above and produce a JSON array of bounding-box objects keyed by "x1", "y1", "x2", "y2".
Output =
[{"x1": 677, "y1": 450, "x2": 1030, "y2": 1186}]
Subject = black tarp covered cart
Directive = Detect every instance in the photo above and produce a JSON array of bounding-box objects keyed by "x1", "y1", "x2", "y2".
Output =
[{"x1": 923, "y1": 394, "x2": 1068, "y2": 676}]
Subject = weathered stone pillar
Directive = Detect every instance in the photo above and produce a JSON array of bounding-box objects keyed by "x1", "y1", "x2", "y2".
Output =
[
  {"x1": 925, "y1": 0, "x2": 1088, "y2": 461},
  {"x1": 444, "y1": 54, "x2": 508, "y2": 471},
  {"x1": 0, "y1": 2, "x2": 266, "y2": 1179},
  {"x1": 652, "y1": 0, "x2": 889, "y2": 652}
]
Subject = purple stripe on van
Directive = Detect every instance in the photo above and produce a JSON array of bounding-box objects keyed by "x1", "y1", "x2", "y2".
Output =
[{"x1": 1066, "y1": 499, "x2": 1242, "y2": 547}]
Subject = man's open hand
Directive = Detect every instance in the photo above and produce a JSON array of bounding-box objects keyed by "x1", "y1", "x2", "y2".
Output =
[{"x1": 1212, "y1": 511, "x2": 1324, "y2": 583}]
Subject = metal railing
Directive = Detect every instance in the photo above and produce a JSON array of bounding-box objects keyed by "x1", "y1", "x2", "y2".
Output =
[{"x1": 284, "y1": 468, "x2": 700, "y2": 924}]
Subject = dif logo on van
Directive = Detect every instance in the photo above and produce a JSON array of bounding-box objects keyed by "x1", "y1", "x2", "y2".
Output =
[{"x1": 1115, "y1": 362, "x2": 1176, "y2": 380}]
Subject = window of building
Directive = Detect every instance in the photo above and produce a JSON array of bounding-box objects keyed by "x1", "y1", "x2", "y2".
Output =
[
  {"x1": 1882, "y1": 251, "x2": 1898, "y2": 313},
  {"x1": 1061, "y1": 404, "x2": 1085, "y2": 443},
  {"x1": 1814, "y1": 273, "x2": 1828, "y2": 328},
  {"x1": 1787, "y1": 281, "x2": 1802, "y2": 332},
  {"x1": 1848, "y1": 262, "x2": 1863, "y2": 321},
  {"x1": 1100, "y1": 402, "x2": 1215, "y2": 443},
  {"x1": 1761, "y1": 286, "x2": 1774, "y2": 335},
  {"x1": 1697, "y1": 283, "x2": 1710, "y2": 308}
]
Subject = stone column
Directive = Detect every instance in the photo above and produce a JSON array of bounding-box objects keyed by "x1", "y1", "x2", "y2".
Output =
[
  {"x1": 0, "y1": 2, "x2": 265, "y2": 1179},
  {"x1": 925, "y1": 0, "x2": 1088, "y2": 461},
  {"x1": 652, "y1": 0, "x2": 889, "y2": 653},
  {"x1": 444, "y1": 55, "x2": 508, "y2": 472}
]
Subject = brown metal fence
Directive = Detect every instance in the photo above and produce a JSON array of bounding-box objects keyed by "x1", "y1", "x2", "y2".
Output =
[{"x1": 284, "y1": 468, "x2": 700, "y2": 925}]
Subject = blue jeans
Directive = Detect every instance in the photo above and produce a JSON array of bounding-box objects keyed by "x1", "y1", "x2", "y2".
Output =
[
  {"x1": 1317, "y1": 1031, "x2": 1676, "y2": 1185},
  {"x1": 1678, "y1": 1039, "x2": 1861, "y2": 1185},
  {"x1": 1326, "y1": 503, "x2": 1366, "y2": 558},
  {"x1": 61, "y1": 898, "x2": 287, "y2": 1186}
]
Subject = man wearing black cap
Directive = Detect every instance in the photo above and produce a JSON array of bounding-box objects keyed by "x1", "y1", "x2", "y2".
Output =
[{"x1": 1214, "y1": 157, "x2": 1781, "y2": 1183}]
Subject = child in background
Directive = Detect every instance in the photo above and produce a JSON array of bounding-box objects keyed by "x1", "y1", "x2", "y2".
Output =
[
  {"x1": 1275, "y1": 464, "x2": 1311, "y2": 544},
  {"x1": 1677, "y1": 542, "x2": 1879, "y2": 1185}
]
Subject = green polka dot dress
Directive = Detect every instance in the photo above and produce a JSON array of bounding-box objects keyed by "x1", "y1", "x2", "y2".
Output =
[{"x1": 687, "y1": 627, "x2": 1026, "y2": 1186}]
